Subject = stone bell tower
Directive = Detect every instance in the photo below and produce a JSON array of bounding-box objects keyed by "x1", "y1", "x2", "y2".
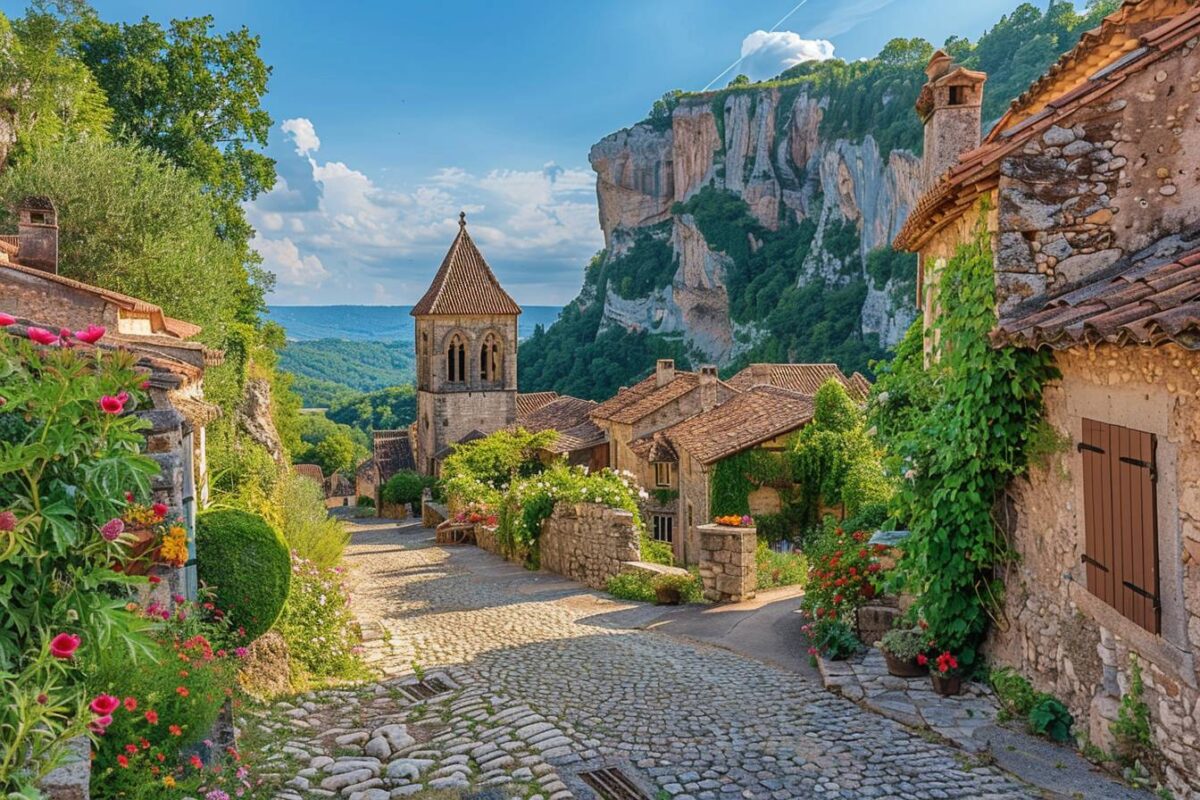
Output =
[
  {"x1": 916, "y1": 50, "x2": 987, "y2": 189},
  {"x1": 411, "y1": 213, "x2": 521, "y2": 475}
]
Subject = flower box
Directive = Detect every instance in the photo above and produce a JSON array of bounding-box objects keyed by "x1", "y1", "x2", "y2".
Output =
[
  {"x1": 119, "y1": 527, "x2": 159, "y2": 576},
  {"x1": 883, "y1": 649, "x2": 927, "y2": 678}
]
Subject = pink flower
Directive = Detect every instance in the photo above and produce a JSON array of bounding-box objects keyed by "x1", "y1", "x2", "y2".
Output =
[
  {"x1": 99, "y1": 395, "x2": 125, "y2": 415},
  {"x1": 88, "y1": 714, "x2": 112, "y2": 734},
  {"x1": 0, "y1": 511, "x2": 15, "y2": 532},
  {"x1": 73, "y1": 324, "x2": 106, "y2": 344},
  {"x1": 49, "y1": 633, "x2": 80, "y2": 659},
  {"x1": 89, "y1": 694, "x2": 120, "y2": 716},
  {"x1": 100, "y1": 518, "x2": 124, "y2": 542},
  {"x1": 26, "y1": 327, "x2": 59, "y2": 345},
  {"x1": 0, "y1": 313, "x2": 15, "y2": 326},
  {"x1": 123, "y1": 696, "x2": 137, "y2": 712},
  {"x1": 235, "y1": 647, "x2": 248, "y2": 658}
]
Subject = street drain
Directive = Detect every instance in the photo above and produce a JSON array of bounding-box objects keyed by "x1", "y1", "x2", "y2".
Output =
[
  {"x1": 577, "y1": 766, "x2": 651, "y2": 800},
  {"x1": 398, "y1": 676, "x2": 452, "y2": 701}
]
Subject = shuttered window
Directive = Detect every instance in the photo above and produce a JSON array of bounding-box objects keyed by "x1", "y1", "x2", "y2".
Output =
[{"x1": 1079, "y1": 419, "x2": 1160, "y2": 634}]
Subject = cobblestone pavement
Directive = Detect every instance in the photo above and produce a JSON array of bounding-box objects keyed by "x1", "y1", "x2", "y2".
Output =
[{"x1": 255, "y1": 521, "x2": 1038, "y2": 800}]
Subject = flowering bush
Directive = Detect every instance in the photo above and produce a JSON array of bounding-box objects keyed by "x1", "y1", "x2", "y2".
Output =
[
  {"x1": 0, "y1": 322, "x2": 161, "y2": 791},
  {"x1": 274, "y1": 553, "x2": 364, "y2": 681},
  {"x1": 925, "y1": 650, "x2": 960, "y2": 677},
  {"x1": 800, "y1": 525, "x2": 886, "y2": 627}
]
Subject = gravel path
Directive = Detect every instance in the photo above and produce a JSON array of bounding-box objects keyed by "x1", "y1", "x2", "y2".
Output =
[{"x1": 256, "y1": 519, "x2": 1036, "y2": 800}]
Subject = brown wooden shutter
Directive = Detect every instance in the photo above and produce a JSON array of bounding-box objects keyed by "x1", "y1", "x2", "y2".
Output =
[{"x1": 1079, "y1": 419, "x2": 1160, "y2": 634}]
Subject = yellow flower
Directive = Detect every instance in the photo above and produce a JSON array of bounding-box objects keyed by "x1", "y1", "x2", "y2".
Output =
[{"x1": 162, "y1": 775, "x2": 176, "y2": 788}]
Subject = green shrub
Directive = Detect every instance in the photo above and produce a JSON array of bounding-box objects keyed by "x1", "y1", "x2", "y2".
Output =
[
  {"x1": 990, "y1": 666, "x2": 1036, "y2": 720},
  {"x1": 879, "y1": 627, "x2": 926, "y2": 661},
  {"x1": 1029, "y1": 694, "x2": 1074, "y2": 742},
  {"x1": 196, "y1": 509, "x2": 290, "y2": 641},
  {"x1": 272, "y1": 472, "x2": 349, "y2": 568},
  {"x1": 356, "y1": 495, "x2": 375, "y2": 508},
  {"x1": 809, "y1": 618, "x2": 861, "y2": 660},
  {"x1": 640, "y1": 534, "x2": 674, "y2": 565},
  {"x1": 275, "y1": 554, "x2": 364, "y2": 682},
  {"x1": 650, "y1": 572, "x2": 703, "y2": 603},
  {"x1": 381, "y1": 470, "x2": 430, "y2": 506},
  {"x1": 755, "y1": 543, "x2": 807, "y2": 590},
  {"x1": 1111, "y1": 655, "x2": 1154, "y2": 766},
  {"x1": 605, "y1": 572, "x2": 656, "y2": 603}
]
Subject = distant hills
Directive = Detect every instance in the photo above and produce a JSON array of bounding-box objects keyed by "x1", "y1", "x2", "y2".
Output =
[{"x1": 265, "y1": 305, "x2": 563, "y2": 342}]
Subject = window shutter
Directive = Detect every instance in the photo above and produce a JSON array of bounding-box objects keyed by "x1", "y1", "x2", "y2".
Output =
[{"x1": 1079, "y1": 419, "x2": 1159, "y2": 634}]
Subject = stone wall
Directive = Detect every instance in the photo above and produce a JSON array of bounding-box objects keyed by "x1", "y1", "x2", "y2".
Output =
[
  {"x1": 697, "y1": 524, "x2": 757, "y2": 603},
  {"x1": 539, "y1": 502, "x2": 640, "y2": 590},
  {"x1": 987, "y1": 343, "x2": 1200, "y2": 797}
]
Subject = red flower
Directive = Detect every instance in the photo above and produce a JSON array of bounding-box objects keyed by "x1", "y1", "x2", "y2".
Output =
[
  {"x1": 189, "y1": 755, "x2": 203, "y2": 769},
  {"x1": 26, "y1": 326, "x2": 58, "y2": 345},
  {"x1": 832, "y1": 593, "x2": 843, "y2": 604},
  {"x1": 99, "y1": 395, "x2": 126, "y2": 415},
  {"x1": 168, "y1": 724, "x2": 181, "y2": 736},
  {"x1": 123, "y1": 697, "x2": 137, "y2": 712},
  {"x1": 36, "y1": 693, "x2": 48, "y2": 705},
  {"x1": 124, "y1": 491, "x2": 134, "y2": 502},
  {"x1": 0, "y1": 510, "x2": 15, "y2": 531},
  {"x1": 145, "y1": 710, "x2": 159, "y2": 725},
  {"x1": 116, "y1": 755, "x2": 129, "y2": 768},
  {"x1": 49, "y1": 633, "x2": 80, "y2": 659},
  {"x1": 152, "y1": 503, "x2": 168, "y2": 518},
  {"x1": 139, "y1": 738, "x2": 149, "y2": 749},
  {"x1": 148, "y1": 575, "x2": 161, "y2": 584},
  {"x1": 73, "y1": 324, "x2": 106, "y2": 344},
  {"x1": 917, "y1": 653, "x2": 928, "y2": 666},
  {"x1": 936, "y1": 651, "x2": 958, "y2": 674},
  {"x1": 90, "y1": 694, "x2": 120, "y2": 716},
  {"x1": 124, "y1": 744, "x2": 138, "y2": 754},
  {"x1": 156, "y1": 753, "x2": 165, "y2": 762},
  {"x1": 0, "y1": 312, "x2": 15, "y2": 326}
]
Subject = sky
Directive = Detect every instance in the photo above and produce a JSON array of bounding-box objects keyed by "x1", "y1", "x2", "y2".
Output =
[{"x1": 69, "y1": 0, "x2": 1041, "y2": 306}]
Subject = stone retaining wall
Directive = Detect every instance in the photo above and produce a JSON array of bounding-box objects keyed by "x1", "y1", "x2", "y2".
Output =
[
  {"x1": 539, "y1": 503, "x2": 639, "y2": 590},
  {"x1": 697, "y1": 524, "x2": 757, "y2": 603}
]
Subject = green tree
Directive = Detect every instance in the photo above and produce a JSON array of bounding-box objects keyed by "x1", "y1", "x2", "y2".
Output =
[
  {"x1": 71, "y1": 10, "x2": 275, "y2": 250},
  {"x1": 0, "y1": 5, "x2": 111, "y2": 164},
  {"x1": 312, "y1": 430, "x2": 357, "y2": 477}
]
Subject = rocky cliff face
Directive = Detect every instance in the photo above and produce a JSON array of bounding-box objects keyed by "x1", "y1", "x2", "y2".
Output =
[{"x1": 588, "y1": 87, "x2": 922, "y2": 365}]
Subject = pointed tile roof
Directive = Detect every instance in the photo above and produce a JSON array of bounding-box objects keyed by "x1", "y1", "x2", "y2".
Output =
[{"x1": 411, "y1": 213, "x2": 522, "y2": 317}]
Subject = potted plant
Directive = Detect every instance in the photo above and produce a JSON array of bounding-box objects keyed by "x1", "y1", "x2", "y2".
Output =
[
  {"x1": 879, "y1": 627, "x2": 927, "y2": 678},
  {"x1": 926, "y1": 650, "x2": 962, "y2": 696},
  {"x1": 651, "y1": 573, "x2": 693, "y2": 605}
]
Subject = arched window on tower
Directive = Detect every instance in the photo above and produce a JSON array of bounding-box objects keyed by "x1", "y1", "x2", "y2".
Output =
[
  {"x1": 446, "y1": 334, "x2": 466, "y2": 383},
  {"x1": 480, "y1": 333, "x2": 502, "y2": 383}
]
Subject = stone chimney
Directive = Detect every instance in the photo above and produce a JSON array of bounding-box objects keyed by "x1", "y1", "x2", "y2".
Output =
[
  {"x1": 699, "y1": 365, "x2": 719, "y2": 410},
  {"x1": 16, "y1": 196, "x2": 57, "y2": 274},
  {"x1": 916, "y1": 51, "x2": 986, "y2": 190},
  {"x1": 655, "y1": 358, "x2": 676, "y2": 388}
]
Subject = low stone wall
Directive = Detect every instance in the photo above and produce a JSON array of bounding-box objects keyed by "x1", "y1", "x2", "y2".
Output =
[
  {"x1": 697, "y1": 524, "x2": 757, "y2": 603},
  {"x1": 540, "y1": 503, "x2": 639, "y2": 590}
]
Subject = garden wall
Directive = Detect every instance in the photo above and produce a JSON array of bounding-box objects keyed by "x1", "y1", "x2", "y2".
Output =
[
  {"x1": 539, "y1": 502, "x2": 640, "y2": 590},
  {"x1": 697, "y1": 523, "x2": 757, "y2": 603}
]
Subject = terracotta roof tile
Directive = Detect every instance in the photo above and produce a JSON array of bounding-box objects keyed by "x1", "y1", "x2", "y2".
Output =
[
  {"x1": 629, "y1": 431, "x2": 678, "y2": 463},
  {"x1": 516, "y1": 391, "x2": 559, "y2": 417},
  {"x1": 593, "y1": 373, "x2": 703, "y2": 425},
  {"x1": 514, "y1": 395, "x2": 605, "y2": 453},
  {"x1": 411, "y1": 215, "x2": 522, "y2": 317},
  {"x1": 727, "y1": 363, "x2": 868, "y2": 401},
  {"x1": 655, "y1": 386, "x2": 814, "y2": 465},
  {"x1": 373, "y1": 430, "x2": 415, "y2": 482},
  {"x1": 294, "y1": 464, "x2": 325, "y2": 484},
  {"x1": 993, "y1": 245, "x2": 1200, "y2": 350}
]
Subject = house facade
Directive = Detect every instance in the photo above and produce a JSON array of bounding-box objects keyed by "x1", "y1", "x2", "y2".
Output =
[
  {"x1": 411, "y1": 213, "x2": 521, "y2": 476},
  {"x1": 895, "y1": 2, "x2": 1200, "y2": 792}
]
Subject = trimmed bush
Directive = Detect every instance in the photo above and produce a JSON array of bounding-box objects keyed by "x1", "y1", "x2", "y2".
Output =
[
  {"x1": 196, "y1": 509, "x2": 291, "y2": 642},
  {"x1": 381, "y1": 470, "x2": 429, "y2": 506}
]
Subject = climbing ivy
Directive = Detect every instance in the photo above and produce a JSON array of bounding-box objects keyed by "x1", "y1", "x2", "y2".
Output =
[
  {"x1": 708, "y1": 446, "x2": 795, "y2": 518},
  {"x1": 869, "y1": 215, "x2": 1059, "y2": 668}
]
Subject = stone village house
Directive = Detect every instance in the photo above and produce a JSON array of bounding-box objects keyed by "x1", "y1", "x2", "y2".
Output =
[
  {"x1": 894, "y1": 1, "x2": 1200, "y2": 792},
  {"x1": 0, "y1": 197, "x2": 220, "y2": 600}
]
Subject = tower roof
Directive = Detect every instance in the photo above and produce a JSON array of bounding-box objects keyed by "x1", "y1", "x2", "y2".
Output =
[{"x1": 411, "y1": 213, "x2": 522, "y2": 317}]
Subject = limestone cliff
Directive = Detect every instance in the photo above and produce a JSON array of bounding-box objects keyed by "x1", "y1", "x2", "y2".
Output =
[{"x1": 587, "y1": 87, "x2": 921, "y2": 366}]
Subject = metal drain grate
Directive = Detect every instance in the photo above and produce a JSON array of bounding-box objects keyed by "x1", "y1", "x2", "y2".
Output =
[
  {"x1": 398, "y1": 676, "x2": 452, "y2": 701},
  {"x1": 578, "y1": 767, "x2": 651, "y2": 800}
]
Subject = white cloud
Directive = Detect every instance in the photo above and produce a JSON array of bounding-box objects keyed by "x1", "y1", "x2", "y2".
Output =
[
  {"x1": 281, "y1": 117, "x2": 321, "y2": 156},
  {"x1": 738, "y1": 30, "x2": 835, "y2": 81},
  {"x1": 248, "y1": 120, "x2": 603, "y2": 304}
]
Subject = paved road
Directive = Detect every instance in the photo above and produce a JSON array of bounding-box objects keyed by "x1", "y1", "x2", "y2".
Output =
[{"x1": 262, "y1": 520, "x2": 1036, "y2": 800}]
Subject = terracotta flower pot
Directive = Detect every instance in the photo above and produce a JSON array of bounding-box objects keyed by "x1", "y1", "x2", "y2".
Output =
[
  {"x1": 117, "y1": 528, "x2": 158, "y2": 576},
  {"x1": 930, "y1": 673, "x2": 962, "y2": 696},
  {"x1": 883, "y1": 649, "x2": 926, "y2": 678},
  {"x1": 654, "y1": 586, "x2": 682, "y2": 606}
]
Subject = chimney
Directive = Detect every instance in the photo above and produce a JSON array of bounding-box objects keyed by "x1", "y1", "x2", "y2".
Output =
[
  {"x1": 699, "y1": 364, "x2": 719, "y2": 410},
  {"x1": 16, "y1": 196, "x2": 57, "y2": 274},
  {"x1": 655, "y1": 358, "x2": 676, "y2": 388},
  {"x1": 916, "y1": 51, "x2": 986, "y2": 190}
]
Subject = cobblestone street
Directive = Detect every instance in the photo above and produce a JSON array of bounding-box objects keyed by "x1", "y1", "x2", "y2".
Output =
[{"x1": 258, "y1": 520, "x2": 1037, "y2": 800}]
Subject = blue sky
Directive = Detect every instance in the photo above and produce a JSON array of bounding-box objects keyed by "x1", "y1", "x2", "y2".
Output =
[{"x1": 73, "y1": 0, "x2": 1040, "y2": 305}]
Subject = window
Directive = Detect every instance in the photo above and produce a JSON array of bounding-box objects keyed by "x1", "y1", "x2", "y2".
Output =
[
  {"x1": 948, "y1": 85, "x2": 965, "y2": 106},
  {"x1": 446, "y1": 334, "x2": 466, "y2": 383},
  {"x1": 1079, "y1": 418, "x2": 1160, "y2": 633},
  {"x1": 480, "y1": 333, "x2": 502, "y2": 382},
  {"x1": 654, "y1": 462, "x2": 672, "y2": 487},
  {"x1": 652, "y1": 514, "x2": 673, "y2": 544}
]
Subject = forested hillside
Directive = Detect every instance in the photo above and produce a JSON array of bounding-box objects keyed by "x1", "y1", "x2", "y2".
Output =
[{"x1": 519, "y1": 0, "x2": 1119, "y2": 400}]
